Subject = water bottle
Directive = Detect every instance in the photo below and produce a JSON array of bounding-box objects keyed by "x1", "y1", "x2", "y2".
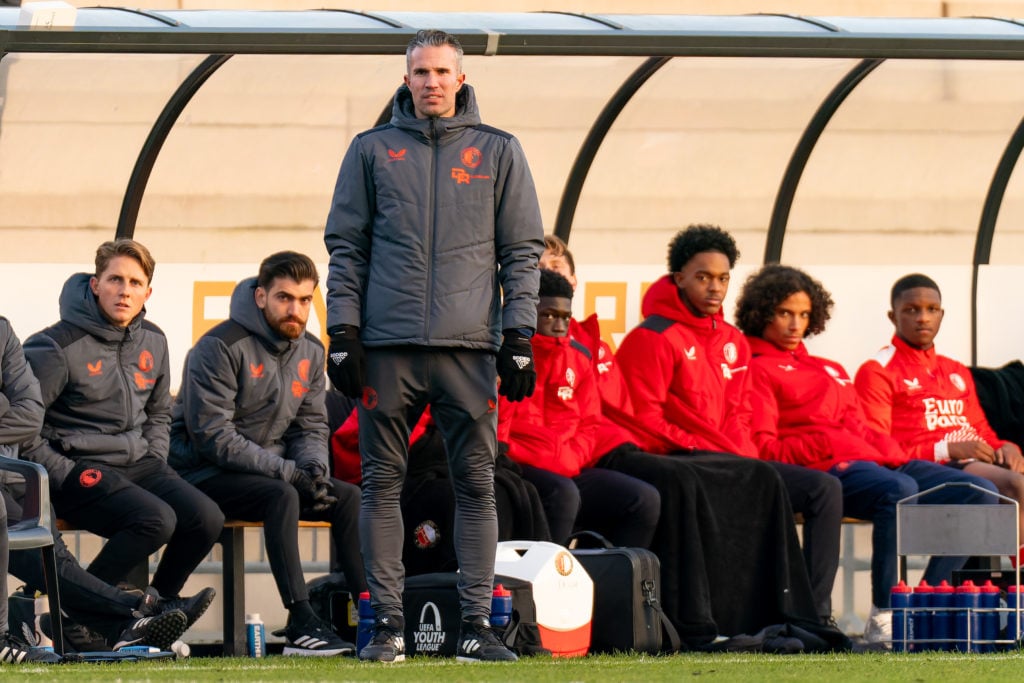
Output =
[
  {"x1": 932, "y1": 580, "x2": 955, "y2": 651},
  {"x1": 245, "y1": 613, "x2": 265, "y2": 658},
  {"x1": 356, "y1": 591, "x2": 375, "y2": 654},
  {"x1": 490, "y1": 583, "x2": 513, "y2": 630},
  {"x1": 891, "y1": 580, "x2": 912, "y2": 652},
  {"x1": 955, "y1": 580, "x2": 981, "y2": 652},
  {"x1": 979, "y1": 580, "x2": 1000, "y2": 653},
  {"x1": 1007, "y1": 585, "x2": 1022, "y2": 647},
  {"x1": 911, "y1": 580, "x2": 934, "y2": 652}
]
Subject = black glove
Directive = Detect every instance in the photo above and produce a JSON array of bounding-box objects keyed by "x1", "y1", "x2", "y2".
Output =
[
  {"x1": 326, "y1": 325, "x2": 366, "y2": 399},
  {"x1": 289, "y1": 468, "x2": 319, "y2": 507},
  {"x1": 61, "y1": 461, "x2": 123, "y2": 506},
  {"x1": 307, "y1": 475, "x2": 338, "y2": 514},
  {"x1": 496, "y1": 329, "x2": 536, "y2": 402}
]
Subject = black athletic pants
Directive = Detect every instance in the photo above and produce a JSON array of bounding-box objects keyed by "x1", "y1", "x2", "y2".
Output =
[
  {"x1": 54, "y1": 456, "x2": 223, "y2": 597},
  {"x1": 196, "y1": 472, "x2": 365, "y2": 608}
]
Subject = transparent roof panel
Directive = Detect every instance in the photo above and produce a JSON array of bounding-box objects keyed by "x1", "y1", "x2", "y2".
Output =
[{"x1": 783, "y1": 59, "x2": 1024, "y2": 265}]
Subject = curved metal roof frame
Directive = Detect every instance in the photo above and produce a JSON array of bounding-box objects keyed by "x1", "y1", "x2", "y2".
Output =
[{"x1": 5, "y1": 9, "x2": 1024, "y2": 363}]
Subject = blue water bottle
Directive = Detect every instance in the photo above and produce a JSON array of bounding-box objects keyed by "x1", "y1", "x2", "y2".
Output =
[
  {"x1": 979, "y1": 580, "x2": 1000, "y2": 653},
  {"x1": 1008, "y1": 585, "x2": 1022, "y2": 648},
  {"x1": 245, "y1": 613, "x2": 265, "y2": 658},
  {"x1": 891, "y1": 580, "x2": 912, "y2": 652},
  {"x1": 356, "y1": 591, "x2": 374, "y2": 653},
  {"x1": 955, "y1": 580, "x2": 981, "y2": 652},
  {"x1": 490, "y1": 583, "x2": 512, "y2": 630},
  {"x1": 932, "y1": 580, "x2": 954, "y2": 651},
  {"x1": 911, "y1": 580, "x2": 933, "y2": 652}
]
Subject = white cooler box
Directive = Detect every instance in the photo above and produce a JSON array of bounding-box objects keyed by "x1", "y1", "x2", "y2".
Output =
[{"x1": 494, "y1": 541, "x2": 593, "y2": 657}]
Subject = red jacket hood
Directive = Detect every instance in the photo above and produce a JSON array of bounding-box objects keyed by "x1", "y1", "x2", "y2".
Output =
[{"x1": 642, "y1": 274, "x2": 724, "y2": 331}]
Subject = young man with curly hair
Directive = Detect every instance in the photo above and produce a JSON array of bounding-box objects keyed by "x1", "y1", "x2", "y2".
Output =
[{"x1": 737, "y1": 264, "x2": 998, "y2": 645}]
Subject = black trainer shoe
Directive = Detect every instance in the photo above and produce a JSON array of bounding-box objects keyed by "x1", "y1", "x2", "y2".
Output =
[
  {"x1": 358, "y1": 615, "x2": 405, "y2": 663},
  {"x1": 0, "y1": 634, "x2": 61, "y2": 664},
  {"x1": 114, "y1": 610, "x2": 187, "y2": 651},
  {"x1": 282, "y1": 616, "x2": 354, "y2": 657},
  {"x1": 456, "y1": 616, "x2": 518, "y2": 662},
  {"x1": 160, "y1": 588, "x2": 216, "y2": 628}
]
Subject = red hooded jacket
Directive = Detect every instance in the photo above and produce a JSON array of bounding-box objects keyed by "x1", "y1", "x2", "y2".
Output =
[
  {"x1": 615, "y1": 275, "x2": 755, "y2": 456},
  {"x1": 854, "y1": 335, "x2": 1007, "y2": 463},
  {"x1": 498, "y1": 333, "x2": 605, "y2": 478},
  {"x1": 747, "y1": 336, "x2": 908, "y2": 470}
]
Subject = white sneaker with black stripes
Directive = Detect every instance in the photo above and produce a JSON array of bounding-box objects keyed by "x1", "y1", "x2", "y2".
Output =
[
  {"x1": 283, "y1": 617, "x2": 354, "y2": 657},
  {"x1": 456, "y1": 616, "x2": 518, "y2": 662}
]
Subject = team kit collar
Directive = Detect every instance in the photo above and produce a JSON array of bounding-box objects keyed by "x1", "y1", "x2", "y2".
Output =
[
  {"x1": 747, "y1": 336, "x2": 809, "y2": 360},
  {"x1": 891, "y1": 333, "x2": 939, "y2": 368},
  {"x1": 641, "y1": 275, "x2": 724, "y2": 331}
]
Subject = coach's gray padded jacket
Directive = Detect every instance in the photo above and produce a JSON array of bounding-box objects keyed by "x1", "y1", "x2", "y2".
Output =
[
  {"x1": 324, "y1": 82, "x2": 544, "y2": 349},
  {"x1": 0, "y1": 317, "x2": 44, "y2": 461},
  {"x1": 168, "y1": 277, "x2": 329, "y2": 486},
  {"x1": 22, "y1": 273, "x2": 172, "y2": 489}
]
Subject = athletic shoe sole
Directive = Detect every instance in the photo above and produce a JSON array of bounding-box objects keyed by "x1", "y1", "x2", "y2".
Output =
[
  {"x1": 114, "y1": 610, "x2": 188, "y2": 651},
  {"x1": 282, "y1": 644, "x2": 352, "y2": 657}
]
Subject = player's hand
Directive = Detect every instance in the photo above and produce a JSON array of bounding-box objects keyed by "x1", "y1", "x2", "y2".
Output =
[
  {"x1": 326, "y1": 325, "x2": 366, "y2": 399},
  {"x1": 308, "y1": 475, "x2": 338, "y2": 513},
  {"x1": 289, "y1": 468, "x2": 319, "y2": 506},
  {"x1": 997, "y1": 443, "x2": 1024, "y2": 474},
  {"x1": 496, "y1": 330, "x2": 536, "y2": 402},
  {"x1": 948, "y1": 440, "x2": 996, "y2": 464}
]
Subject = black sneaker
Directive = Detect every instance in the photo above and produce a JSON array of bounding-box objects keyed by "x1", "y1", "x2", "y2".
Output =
[
  {"x1": 114, "y1": 610, "x2": 188, "y2": 651},
  {"x1": 456, "y1": 616, "x2": 518, "y2": 662},
  {"x1": 0, "y1": 634, "x2": 61, "y2": 664},
  {"x1": 283, "y1": 617, "x2": 354, "y2": 657},
  {"x1": 358, "y1": 615, "x2": 405, "y2": 662},
  {"x1": 160, "y1": 588, "x2": 216, "y2": 628}
]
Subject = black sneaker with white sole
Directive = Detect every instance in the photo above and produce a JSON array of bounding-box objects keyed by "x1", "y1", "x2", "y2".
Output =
[
  {"x1": 0, "y1": 634, "x2": 61, "y2": 664},
  {"x1": 114, "y1": 610, "x2": 188, "y2": 651},
  {"x1": 358, "y1": 615, "x2": 405, "y2": 663},
  {"x1": 456, "y1": 616, "x2": 518, "y2": 662},
  {"x1": 283, "y1": 617, "x2": 354, "y2": 657}
]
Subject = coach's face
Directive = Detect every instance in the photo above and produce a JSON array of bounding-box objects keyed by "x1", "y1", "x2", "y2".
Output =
[{"x1": 405, "y1": 44, "x2": 465, "y2": 119}]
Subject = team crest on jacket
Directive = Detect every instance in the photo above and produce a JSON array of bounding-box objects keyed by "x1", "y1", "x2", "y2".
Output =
[
  {"x1": 824, "y1": 365, "x2": 852, "y2": 386},
  {"x1": 565, "y1": 367, "x2": 576, "y2": 387},
  {"x1": 362, "y1": 386, "x2": 378, "y2": 410},
  {"x1": 413, "y1": 520, "x2": 441, "y2": 549},
  {"x1": 461, "y1": 146, "x2": 482, "y2": 169},
  {"x1": 723, "y1": 342, "x2": 738, "y2": 364},
  {"x1": 950, "y1": 373, "x2": 967, "y2": 392},
  {"x1": 138, "y1": 350, "x2": 154, "y2": 373},
  {"x1": 297, "y1": 358, "x2": 311, "y2": 383}
]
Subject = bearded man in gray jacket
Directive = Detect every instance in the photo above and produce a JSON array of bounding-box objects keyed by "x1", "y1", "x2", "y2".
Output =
[
  {"x1": 324, "y1": 28, "x2": 543, "y2": 663},
  {"x1": 169, "y1": 251, "x2": 365, "y2": 657}
]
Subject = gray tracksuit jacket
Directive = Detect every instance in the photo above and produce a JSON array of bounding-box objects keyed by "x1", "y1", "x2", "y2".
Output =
[
  {"x1": 168, "y1": 277, "x2": 329, "y2": 486},
  {"x1": 324, "y1": 82, "x2": 544, "y2": 348},
  {"x1": 0, "y1": 317, "x2": 44, "y2": 461},
  {"x1": 21, "y1": 273, "x2": 172, "y2": 489}
]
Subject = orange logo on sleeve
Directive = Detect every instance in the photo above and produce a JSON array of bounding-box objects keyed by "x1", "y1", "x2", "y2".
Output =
[
  {"x1": 249, "y1": 363, "x2": 265, "y2": 379},
  {"x1": 297, "y1": 358, "x2": 311, "y2": 383},
  {"x1": 87, "y1": 361, "x2": 103, "y2": 377}
]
